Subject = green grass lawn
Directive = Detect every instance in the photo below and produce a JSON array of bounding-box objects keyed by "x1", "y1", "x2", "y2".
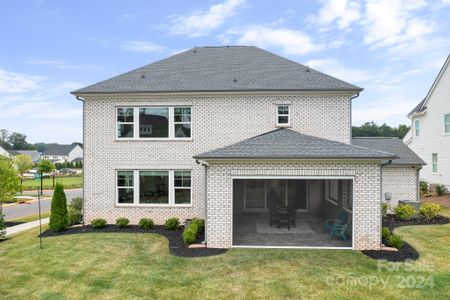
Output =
[
  {"x1": 21, "y1": 176, "x2": 83, "y2": 191},
  {"x1": 6, "y1": 212, "x2": 51, "y2": 224},
  {"x1": 0, "y1": 224, "x2": 449, "y2": 299}
]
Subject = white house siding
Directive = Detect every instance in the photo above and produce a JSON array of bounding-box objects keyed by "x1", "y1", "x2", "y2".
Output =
[
  {"x1": 406, "y1": 61, "x2": 450, "y2": 188},
  {"x1": 382, "y1": 165, "x2": 419, "y2": 207},
  {"x1": 206, "y1": 160, "x2": 381, "y2": 250},
  {"x1": 68, "y1": 145, "x2": 83, "y2": 162},
  {"x1": 0, "y1": 146, "x2": 10, "y2": 157},
  {"x1": 82, "y1": 93, "x2": 353, "y2": 224}
]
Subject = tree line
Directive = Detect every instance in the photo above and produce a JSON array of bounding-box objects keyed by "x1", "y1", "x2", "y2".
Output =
[
  {"x1": 0, "y1": 129, "x2": 82, "y2": 151},
  {"x1": 352, "y1": 122, "x2": 410, "y2": 139}
]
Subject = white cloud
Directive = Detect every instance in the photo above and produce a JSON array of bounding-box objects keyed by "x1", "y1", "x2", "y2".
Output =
[
  {"x1": 168, "y1": 0, "x2": 246, "y2": 37},
  {"x1": 307, "y1": 0, "x2": 361, "y2": 29},
  {"x1": 0, "y1": 68, "x2": 45, "y2": 93},
  {"x1": 121, "y1": 41, "x2": 167, "y2": 53},
  {"x1": 228, "y1": 26, "x2": 323, "y2": 56},
  {"x1": 305, "y1": 59, "x2": 372, "y2": 84},
  {"x1": 25, "y1": 59, "x2": 99, "y2": 70}
]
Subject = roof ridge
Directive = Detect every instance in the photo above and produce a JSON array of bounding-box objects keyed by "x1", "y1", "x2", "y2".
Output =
[{"x1": 352, "y1": 137, "x2": 400, "y2": 139}]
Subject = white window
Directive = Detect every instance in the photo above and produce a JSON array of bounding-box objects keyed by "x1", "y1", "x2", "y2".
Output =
[
  {"x1": 445, "y1": 114, "x2": 450, "y2": 134},
  {"x1": 277, "y1": 105, "x2": 290, "y2": 125},
  {"x1": 415, "y1": 119, "x2": 420, "y2": 136},
  {"x1": 116, "y1": 170, "x2": 191, "y2": 206},
  {"x1": 432, "y1": 153, "x2": 438, "y2": 173},
  {"x1": 116, "y1": 107, "x2": 191, "y2": 139}
]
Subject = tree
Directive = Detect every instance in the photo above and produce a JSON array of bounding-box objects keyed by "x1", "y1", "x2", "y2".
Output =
[
  {"x1": 49, "y1": 182, "x2": 69, "y2": 231},
  {"x1": 0, "y1": 156, "x2": 20, "y2": 209},
  {"x1": 0, "y1": 129, "x2": 11, "y2": 150},
  {"x1": 15, "y1": 154, "x2": 33, "y2": 193},
  {"x1": 352, "y1": 122, "x2": 410, "y2": 139},
  {"x1": 37, "y1": 159, "x2": 55, "y2": 194},
  {"x1": 8, "y1": 132, "x2": 35, "y2": 150}
]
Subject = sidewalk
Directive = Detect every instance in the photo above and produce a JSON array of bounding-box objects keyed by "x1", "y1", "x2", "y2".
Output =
[{"x1": 5, "y1": 218, "x2": 49, "y2": 237}]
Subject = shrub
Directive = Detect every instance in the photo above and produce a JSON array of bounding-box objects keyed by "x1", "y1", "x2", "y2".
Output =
[
  {"x1": 165, "y1": 217, "x2": 180, "y2": 230},
  {"x1": 68, "y1": 197, "x2": 83, "y2": 225},
  {"x1": 91, "y1": 218, "x2": 107, "y2": 228},
  {"x1": 424, "y1": 192, "x2": 433, "y2": 197},
  {"x1": 182, "y1": 227, "x2": 197, "y2": 244},
  {"x1": 382, "y1": 203, "x2": 388, "y2": 217},
  {"x1": 190, "y1": 218, "x2": 205, "y2": 232},
  {"x1": 435, "y1": 184, "x2": 448, "y2": 196},
  {"x1": 138, "y1": 218, "x2": 154, "y2": 230},
  {"x1": 420, "y1": 203, "x2": 441, "y2": 220},
  {"x1": 388, "y1": 234, "x2": 404, "y2": 249},
  {"x1": 0, "y1": 213, "x2": 6, "y2": 240},
  {"x1": 116, "y1": 217, "x2": 129, "y2": 228},
  {"x1": 381, "y1": 226, "x2": 391, "y2": 240},
  {"x1": 394, "y1": 204, "x2": 416, "y2": 220},
  {"x1": 419, "y1": 181, "x2": 428, "y2": 193},
  {"x1": 49, "y1": 183, "x2": 69, "y2": 231}
]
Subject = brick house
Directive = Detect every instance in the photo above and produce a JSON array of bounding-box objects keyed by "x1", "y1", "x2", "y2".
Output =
[{"x1": 72, "y1": 46, "x2": 423, "y2": 250}]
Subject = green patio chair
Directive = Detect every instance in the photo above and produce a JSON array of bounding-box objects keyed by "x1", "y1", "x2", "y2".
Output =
[
  {"x1": 324, "y1": 210, "x2": 348, "y2": 232},
  {"x1": 329, "y1": 223, "x2": 348, "y2": 241}
]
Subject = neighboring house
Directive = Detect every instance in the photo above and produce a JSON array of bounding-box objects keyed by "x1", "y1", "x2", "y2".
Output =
[
  {"x1": 8, "y1": 150, "x2": 41, "y2": 163},
  {"x1": 72, "y1": 46, "x2": 420, "y2": 250},
  {"x1": 41, "y1": 144, "x2": 83, "y2": 163},
  {"x1": 0, "y1": 145, "x2": 10, "y2": 157},
  {"x1": 404, "y1": 54, "x2": 450, "y2": 188}
]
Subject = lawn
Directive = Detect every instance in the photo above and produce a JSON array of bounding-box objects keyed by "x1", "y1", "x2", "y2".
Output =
[
  {"x1": 0, "y1": 224, "x2": 449, "y2": 299},
  {"x1": 21, "y1": 176, "x2": 83, "y2": 190},
  {"x1": 6, "y1": 212, "x2": 51, "y2": 224}
]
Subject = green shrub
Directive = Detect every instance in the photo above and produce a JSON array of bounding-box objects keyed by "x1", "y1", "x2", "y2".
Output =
[
  {"x1": 425, "y1": 192, "x2": 433, "y2": 197},
  {"x1": 435, "y1": 184, "x2": 448, "y2": 196},
  {"x1": 388, "y1": 234, "x2": 404, "y2": 249},
  {"x1": 382, "y1": 203, "x2": 388, "y2": 217},
  {"x1": 191, "y1": 218, "x2": 205, "y2": 232},
  {"x1": 91, "y1": 218, "x2": 107, "y2": 228},
  {"x1": 419, "y1": 181, "x2": 428, "y2": 193},
  {"x1": 138, "y1": 218, "x2": 154, "y2": 230},
  {"x1": 381, "y1": 226, "x2": 391, "y2": 240},
  {"x1": 116, "y1": 217, "x2": 129, "y2": 228},
  {"x1": 420, "y1": 203, "x2": 441, "y2": 220},
  {"x1": 0, "y1": 213, "x2": 6, "y2": 240},
  {"x1": 68, "y1": 197, "x2": 83, "y2": 225},
  {"x1": 165, "y1": 217, "x2": 180, "y2": 230},
  {"x1": 182, "y1": 227, "x2": 197, "y2": 244},
  {"x1": 49, "y1": 183, "x2": 69, "y2": 231},
  {"x1": 394, "y1": 204, "x2": 416, "y2": 220}
]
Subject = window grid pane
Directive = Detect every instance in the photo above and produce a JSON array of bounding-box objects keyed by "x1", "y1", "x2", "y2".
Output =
[
  {"x1": 139, "y1": 171, "x2": 169, "y2": 204},
  {"x1": 118, "y1": 171, "x2": 133, "y2": 187},
  {"x1": 139, "y1": 107, "x2": 169, "y2": 138}
]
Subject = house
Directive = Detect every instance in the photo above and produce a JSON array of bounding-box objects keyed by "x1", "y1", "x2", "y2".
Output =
[
  {"x1": 0, "y1": 145, "x2": 10, "y2": 157},
  {"x1": 404, "y1": 54, "x2": 450, "y2": 188},
  {"x1": 41, "y1": 144, "x2": 83, "y2": 164},
  {"x1": 72, "y1": 46, "x2": 422, "y2": 250},
  {"x1": 8, "y1": 150, "x2": 41, "y2": 163}
]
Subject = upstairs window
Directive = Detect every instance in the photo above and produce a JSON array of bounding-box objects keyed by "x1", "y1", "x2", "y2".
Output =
[
  {"x1": 415, "y1": 119, "x2": 420, "y2": 136},
  {"x1": 445, "y1": 114, "x2": 450, "y2": 134},
  {"x1": 277, "y1": 105, "x2": 290, "y2": 125},
  {"x1": 432, "y1": 153, "x2": 438, "y2": 173},
  {"x1": 116, "y1": 107, "x2": 191, "y2": 139}
]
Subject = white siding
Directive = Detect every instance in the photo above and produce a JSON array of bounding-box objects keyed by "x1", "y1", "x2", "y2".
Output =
[{"x1": 68, "y1": 145, "x2": 83, "y2": 162}]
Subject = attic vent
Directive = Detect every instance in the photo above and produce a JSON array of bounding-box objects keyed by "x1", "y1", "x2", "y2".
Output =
[
  {"x1": 140, "y1": 75, "x2": 146, "y2": 79},
  {"x1": 305, "y1": 66, "x2": 310, "y2": 72},
  {"x1": 233, "y1": 78, "x2": 238, "y2": 82},
  {"x1": 193, "y1": 49, "x2": 197, "y2": 53}
]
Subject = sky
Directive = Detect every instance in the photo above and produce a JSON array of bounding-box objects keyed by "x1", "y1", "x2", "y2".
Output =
[{"x1": 0, "y1": 0, "x2": 449, "y2": 143}]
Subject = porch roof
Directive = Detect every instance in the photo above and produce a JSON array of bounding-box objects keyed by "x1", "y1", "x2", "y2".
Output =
[{"x1": 194, "y1": 128, "x2": 398, "y2": 160}]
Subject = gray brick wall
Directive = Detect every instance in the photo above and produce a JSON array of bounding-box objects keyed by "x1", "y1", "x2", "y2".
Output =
[{"x1": 382, "y1": 165, "x2": 418, "y2": 207}]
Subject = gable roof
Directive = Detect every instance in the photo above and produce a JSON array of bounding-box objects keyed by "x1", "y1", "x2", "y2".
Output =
[
  {"x1": 352, "y1": 137, "x2": 425, "y2": 165},
  {"x1": 42, "y1": 144, "x2": 78, "y2": 156},
  {"x1": 194, "y1": 128, "x2": 396, "y2": 160},
  {"x1": 8, "y1": 150, "x2": 41, "y2": 162},
  {"x1": 408, "y1": 53, "x2": 450, "y2": 117},
  {"x1": 72, "y1": 46, "x2": 362, "y2": 95}
]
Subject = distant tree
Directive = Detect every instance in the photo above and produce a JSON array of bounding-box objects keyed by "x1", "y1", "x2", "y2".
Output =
[
  {"x1": 8, "y1": 132, "x2": 35, "y2": 150},
  {"x1": 15, "y1": 154, "x2": 33, "y2": 193},
  {"x1": 0, "y1": 129, "x2": 11, "y2": 150},
  {"x1": 37, "y1": 159, "x2": 55, "y2": 174},
  {"x1": 352, "y1": 122, "x2": 410, "y2": 139},
  {"x1": 34, "y1": 142, "x2": 58, "y2": 153},
  {"x1": 72, "y1": 142, "x2": 83, "y2": 148},
  {"x1": 0, "y1": 156, "x2": 20, "y2": 207},
  {"x1": 49, "y1": 182, "x2": 69, "y2": 231}
]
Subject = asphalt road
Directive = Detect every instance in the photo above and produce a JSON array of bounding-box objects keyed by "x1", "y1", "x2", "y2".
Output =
[{"x1": 2, "y1": 188, "x2": 83, "y2": 220}]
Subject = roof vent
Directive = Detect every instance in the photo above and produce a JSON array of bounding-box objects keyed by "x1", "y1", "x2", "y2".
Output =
[
  {"x1": 140, "y1": 75, "x2": 146, "y2": 79},
  {"x1": 193, "y1": 48, "x2": 197, "y2": 53},
  {"x1": 305, "y1": 66, "x2": 310, "y2": 72},
  {"x1": 233, "y1": 78, "x2": 237, "y2": 82}
]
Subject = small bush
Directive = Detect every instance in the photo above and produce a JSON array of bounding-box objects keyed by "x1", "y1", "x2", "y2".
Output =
[
  {"x1": 435, "y1": 184, "x2": 448, "y2": 196},
  {"x1": 116, "y1": 217, "x2": 129, "y2": 228},
  {"x1": 419, "y1": 181, "x2": 428, "y2": 193},
  {"x1": 0, "y1": 213, "x2": 6, "y2": 240},
  {"x1": 165, "y1": 217, "x2": 180, "y2": 230},
  {"x1": 182, "y1": 227, "x2": 197, "y2": 244},
  {"x1": 382, "y1": 203, "x2": 388, "y2": 217},
  {"x1": 424, "y1": 192, "x2": 433, "y2": 197},
  {"x1": 394, "y1": 204, "x2": 416, "y2": 220},
  {"x1": 381, "y1": 226, "x2": 391, "y2": 240},
  {"x1": 420, "y1": 203, "x2": 441, "y2": 220},
  {"x1": 388, "y1": 234, "x2": 404, "y2": 249},
  {"x1": 68, "y1": 197, "x2": 83, "y2": 225},
  {"x1": 91, "y1": 218, "x2": 107, "y2": 228},
  {"x1": 190, "y1": 218, "x2": 205, "y2": 232},
  {"x1": 49, "y1": 183, "x2": 69, "y2": 231},
  {"x1": 138, "y1": 218, "x2": 154, "y2": 230}
]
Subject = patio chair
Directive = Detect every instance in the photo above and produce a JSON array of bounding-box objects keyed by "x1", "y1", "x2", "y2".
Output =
[
  {"x1": 324, "y1": 210, "x2": 348, "y2": 232},
  {"x1": 329, "y1": 223, "x2": 348, "y2": 241}
]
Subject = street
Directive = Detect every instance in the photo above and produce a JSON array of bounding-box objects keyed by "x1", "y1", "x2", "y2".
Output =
[{"x1": 2, "y1": 188, "x2": 83, "y2": 220}]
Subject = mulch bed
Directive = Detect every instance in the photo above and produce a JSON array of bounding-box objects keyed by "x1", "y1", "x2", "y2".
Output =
[
  {"x1": 362, "y1": 214, "x2": 450, "y2": 262},
  {"x1": 5, "y1": 221, "x2": 26, "y2": 227},
  {"x1": 40, "y1": 225, "x2": 227, "y2": 258}
]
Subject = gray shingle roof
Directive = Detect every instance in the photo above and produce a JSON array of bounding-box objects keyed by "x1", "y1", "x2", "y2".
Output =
[
  {"x1": 42, "y1": 144, "x2": 78, "y2": 156},
  {"x1": 8, "y1": 150, "x2": 41, "y2": 162},
  {"x1": 72, "y1": 46, "x2": 362, "y2": 94},
  {"x1": 408, "y1": 98, "x2": 426, "y2": 116},
  {"x1": 194, "y1": 128, "x2": 396, "y2": 160},
  {"x1": 352, "y1": 137, "x2": 425, "y2": 165}
]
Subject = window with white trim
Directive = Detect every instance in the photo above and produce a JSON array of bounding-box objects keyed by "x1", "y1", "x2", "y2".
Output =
[
  {"x1": 116, "y1": 107, "x2": 191, "y2": 139},
  {"x1": 445, "y1": 114, "x2": 450, "y2": 134},
  {"x1": 432, "y1": 153, "x2": 438, "y2": 173},
  {"x1": 415, "y1": 119, "x2": 420, "y2": 136},
  {"x1": 277, "y1": 105, "x2": 290, "y2": 125},
  {"x1": 325, "y1": 180, "x2": 339, "y2": 205},
  {"x1": 116, "y1": 170, "x2": 191, "y2": 205}
]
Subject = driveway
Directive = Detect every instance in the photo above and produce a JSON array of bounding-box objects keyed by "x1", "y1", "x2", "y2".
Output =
[{"x1": 1, "y1": 188, "x2": 83, "y2": 220}]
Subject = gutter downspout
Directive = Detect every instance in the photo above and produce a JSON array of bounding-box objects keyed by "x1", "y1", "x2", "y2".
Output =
[
  {"x1": 416, "y1": 166, "x2": 422, "y2": 203},
  {"x1": 196, "y1": 159, "x2": 209, "y2": 245},
  {"x1": 75, "y1": 95, "x2": 85, "y2": 226},
  {"x1": 379, "y1": 160, "x2": 392, "y2": 248}
]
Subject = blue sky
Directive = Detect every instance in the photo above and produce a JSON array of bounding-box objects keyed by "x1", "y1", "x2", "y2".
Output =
[{"x1": 1, "y1": 0, "x2": 449, "y2": 143}]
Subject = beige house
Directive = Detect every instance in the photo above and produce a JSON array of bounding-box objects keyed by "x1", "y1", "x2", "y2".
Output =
[{"x1": 72, "y1": 46, "x2": 423, "y2": 250}]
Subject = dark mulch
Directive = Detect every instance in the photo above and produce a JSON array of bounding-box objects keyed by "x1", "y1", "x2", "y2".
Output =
[
  {"x1": 383, "y1": 214, "x2": 450, "y2": 231},
  {"x1": 5, "y1": 221, "x2": 26, "y2": 227},
  {"x1": 40, "y1": 225, "x2": 227, "y2": 258},
  {"x1": 362, "y1": 242, "x2": 419, "y2": 262}
]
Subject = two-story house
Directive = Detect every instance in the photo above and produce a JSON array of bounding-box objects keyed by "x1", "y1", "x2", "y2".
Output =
[
  {"x1": 41, "y1": 144, "x2": 83, "y2": 164},
  {"x1": 404, "y1": 54, "x2": 450, "y2": 189},
  {"x1": 72, "y1": 46, "x2": 423, "y2": 250}
]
